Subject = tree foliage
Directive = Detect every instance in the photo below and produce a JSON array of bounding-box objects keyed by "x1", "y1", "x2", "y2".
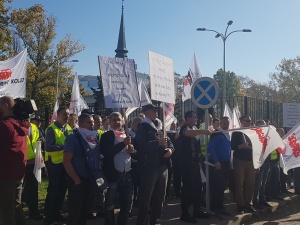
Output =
[
  {"x1": 0, "y1": 0, "x2": 13, "y2": 59},
  {"x1": 10, "y1": 4, "x2": 84, "y2": 118}
]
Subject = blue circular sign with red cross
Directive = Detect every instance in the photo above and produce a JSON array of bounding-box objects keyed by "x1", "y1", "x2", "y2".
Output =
[{"x1": 191, "y1": 77, "x2": 219, "y2": 109}]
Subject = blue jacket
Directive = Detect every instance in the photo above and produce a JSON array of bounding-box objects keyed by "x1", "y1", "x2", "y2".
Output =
[{"x1": 207, "y1": 130, "x2": 231, "y2": 164}]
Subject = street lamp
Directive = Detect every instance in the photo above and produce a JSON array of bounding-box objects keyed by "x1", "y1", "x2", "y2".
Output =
[
  {"x1": 56, "y1": 59, "x2": 79, "y2": 98},
  {"x1": 197, "y1": 20, "x2": 251, "y2": 111}
]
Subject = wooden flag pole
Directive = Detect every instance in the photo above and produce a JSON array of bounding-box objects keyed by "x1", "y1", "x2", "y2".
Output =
[
  {"x1": 162, "y1": 103, "x2": 166, "y2": 137},
  {"x1": 122, "y1": 108, "x2": 129, "y2": 136}
]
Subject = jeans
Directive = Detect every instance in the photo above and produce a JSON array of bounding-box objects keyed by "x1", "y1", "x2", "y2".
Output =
[
  {"x1": 44, "y1": 161, "x2": 67, "y2": 223},
  {"x1": 0, "y1": 179, "x2": 26, "y2": 225},
  {"x1": 253, "y1": 161, "x2": 270, "y2": 205},
  {"x1": 105, "y1": 173, "x2": 133, "y2": 225}
]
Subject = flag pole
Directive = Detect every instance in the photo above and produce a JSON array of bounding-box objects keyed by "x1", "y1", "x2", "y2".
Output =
[
  {"x1": 122, "y1": 108, "x2": 129, "y2": 135},
  {"x1": 162, "y1": 103, "x2": 166, "y2": 137}
]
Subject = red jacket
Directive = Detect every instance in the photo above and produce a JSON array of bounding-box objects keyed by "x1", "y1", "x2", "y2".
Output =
[{"x1": 0, "y1": 117, "x2": 30, "y2": 179}]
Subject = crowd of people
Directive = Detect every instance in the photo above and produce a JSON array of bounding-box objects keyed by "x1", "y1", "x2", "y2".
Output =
[{"x1": 0, "y1": 96, "x2": 298, "y2": 225}]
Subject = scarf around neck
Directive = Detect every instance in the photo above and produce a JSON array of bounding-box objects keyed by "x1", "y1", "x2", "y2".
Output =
[
  {"x1": 78, "y1": 127, "x2": 98, "y2": 149},
  {"x1": 142, "y1": 117, "x2": 162, "y2": 131}
]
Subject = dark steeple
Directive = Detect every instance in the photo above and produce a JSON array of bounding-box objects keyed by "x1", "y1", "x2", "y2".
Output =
[{"x1": 115, "y1": 0, "x2": 128, "y2": 58}]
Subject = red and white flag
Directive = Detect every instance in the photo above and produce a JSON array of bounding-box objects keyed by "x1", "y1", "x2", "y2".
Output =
[
  {"x1": 0, "y1": 49, "x2": 27, "y2": 98},
  {"x1": 163, "y1": 102, "x2": 177, "y2": 130},
  {"x1": 239, "y1": 126, "x2": 284, "y2": 169},
  {"x1": 50, "y1": 99, "x2": 59, "y2": 123},
  {"x1": 281, "y1": 122, "x2": 300, "y2": 172},
  {"x1": 182, "y1": 53, "x2": 202, "y2": 102},
  {"x1": 69, "y1": 73, "x2": 88, "y2": 116}
]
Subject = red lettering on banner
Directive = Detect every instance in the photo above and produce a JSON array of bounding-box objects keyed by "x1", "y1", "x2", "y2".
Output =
[
  {"x1": 288, "y1": 133, "x2": 300, "y2": 158},
  {"x1": 251, "y1": 128, "x2": 269, "y2": 154},
  {"x1": 0, "y1": 69, "x2": 12, "y2": 80}
]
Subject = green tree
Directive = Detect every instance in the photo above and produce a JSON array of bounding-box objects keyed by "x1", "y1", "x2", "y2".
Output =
[
  {"x1": 0, "y1": 0, "x2": 13, "y2": 59},
  {"x1": 269, "y1": 57, "x2": 300, "y2": 103},
  {"x1": 10, "y1": 4, "x2": 84, "y2": 118}
]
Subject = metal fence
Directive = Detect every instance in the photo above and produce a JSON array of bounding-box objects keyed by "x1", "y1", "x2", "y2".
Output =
[{"x1": 87, "y1": 96, "x2": 283, "y2": 128}]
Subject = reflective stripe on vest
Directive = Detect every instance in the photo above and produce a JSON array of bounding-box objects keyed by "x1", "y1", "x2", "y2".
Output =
[
  {"x1": 97, "y1": 129, "x2": 105, "y2": 140},
  {"x1": 45, "y1": 123, "x2": 72, "y2": 164},
  {"x1": 271, "y1": 149, "x2": 278, "y2": 160},
  {"x1": 27, "y1": 123, "x2": 39, "y2": 160}
]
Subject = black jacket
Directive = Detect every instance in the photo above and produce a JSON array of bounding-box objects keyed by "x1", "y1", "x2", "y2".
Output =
[
  {"x1": 135, "y1": 122, "x2": 174, "y2": 170},
  {"x1": 100, "y1": 131, "x2": 126, "y2": 182}
]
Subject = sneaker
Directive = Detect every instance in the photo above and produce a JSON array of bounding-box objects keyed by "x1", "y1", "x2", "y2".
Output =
[
  {"x1": 193, "y1": 209, "x2": 210, "y2": 219},
  {"x1": 260, "y1": 201, "x2": 272, "y2": 208},
  {"x1": 244, "y1": 206, "x2": 258, "y2": 214},
  {"x1": 180, "y1": 213, "x2": 197, "y2": 223}
]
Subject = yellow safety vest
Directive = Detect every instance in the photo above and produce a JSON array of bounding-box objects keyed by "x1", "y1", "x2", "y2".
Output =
[
  {"x1": 97, "y1": 129, "x2": 105, "y2": 140},
  {"x1": 45, "y1": 123, "x2": 73, "y2": 164},
  {"x1": 270, "y1": 149, "x2": 278, "y2": 160},
  {"x1": 27, "y1": 123, "x2": 40, "y2": 160},
  {"x1": 199, "y1": 124, "x2": 210, "y2": 156}
]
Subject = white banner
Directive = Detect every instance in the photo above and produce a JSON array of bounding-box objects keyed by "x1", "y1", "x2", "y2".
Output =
[
  {"x1": 0, "y1": 49, "x2": 27, "y2": 98},
  {"x1": 283, "y1": 103, "x2": 300, "y2": 128},
  {"x1": 98, "y1": 56, "x2": 140, "y2": 108},
  {"x1": 33, "y1": 141, "x2": 45, "y2": 183},
  {"x1": 69, "y1": 73, "x2": 88, "y2": 116},
  {"x1": 148, "y1": 51, "x2": 175, "y2": 104},
  {"x1": 125, "y1": 80, "x2": 152, "y2": 118},
  {"x1": 232, "y1": 106, "x2": 241, "y2": 129}
]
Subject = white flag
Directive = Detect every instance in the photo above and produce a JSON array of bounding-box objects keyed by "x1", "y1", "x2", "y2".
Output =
[
  {"x1": 51, "y1": 99, "x2": 59, "y2": 123},
  {"x1": 223, "y1": 102, "x2": 233, "y2": 129},
  {"x1": 239, "y1": 126, "x2": 284, "y2": 169},
  {"x1": 281, "y1": 122, "x2": 300, "y2": 173},
  {"x1": 0, "y1": 49, "x2": 27, "y2": 98},
  {"x1": 33, "y1": 141, "x2": 45, "y2": 183},
  {"x1": 69, "y1": 73, "x2": 88, "y2": 116},
  {"x1": 232, "y1": 106, "x2": 241, "y2": 129},
  {"x1": 182, "y1": 53, "x2": 202, "y2": 102},
  {"x1": 163, "y1": 102, "x2": 177, "y2": 130},
  {"x1": 125, "y1": 80, "x2": 152, "y2": 119}
]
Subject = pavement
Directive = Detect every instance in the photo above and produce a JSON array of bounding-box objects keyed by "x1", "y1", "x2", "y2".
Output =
[{"x1": 25, "y1": 189, "x2": 299, "y2": 225}]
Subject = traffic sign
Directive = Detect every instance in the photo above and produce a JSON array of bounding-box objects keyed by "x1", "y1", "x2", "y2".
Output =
[{"x1": 191, "y1": 77, "x2": 219, "y2": 109}]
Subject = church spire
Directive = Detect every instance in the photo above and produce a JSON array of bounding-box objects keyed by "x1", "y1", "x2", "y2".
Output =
[{"x1": 115, "y1": 0, "x2": 128, "y2": 58}]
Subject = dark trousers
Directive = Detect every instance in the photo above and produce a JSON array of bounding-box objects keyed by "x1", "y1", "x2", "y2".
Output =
[
  {"x1": 105, "y1": 173, "x2": 133, "y2": 225},
  {"x1": 0, "y1": 179, "x2": 26, "y2": 225},
  {"x1": 172, "y1": 162, "x2": 182, "y2": 197},
  {"x1": 136, "y1": 165, "x2": 168, "y2": 225},
  {"x1": 44, "y1": 161, "x2": 67, "y2": 223},
  {"x1": 294, "y1": 167, "x2": 300, "y2": 193},
  {"x1": 67, "y1": 179, "x2": 93, "y2": 225},
  {"x1": 266, "y1": 160, "x2": 280, "y2": 198},
  {"x1": 210, "y1": 162, "x2": 230, "y2": 210},
  {"x1": 22, "y1": 164, "x2": 39, "y2": 216},
  {"x1": 253, "y1": 161, "x2": 270, "y2": 205},
  {"x1": 181, "y1": 162, "x2": 203, "y2": 210},
  {"x1": 233, "y1": 158, "x2": 255, "y2": 207}
]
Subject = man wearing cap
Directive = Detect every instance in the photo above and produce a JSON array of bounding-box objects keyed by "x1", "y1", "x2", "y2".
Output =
[
  {"x1": 135, "y1": 104, "x2": 174, "y2": 225},
  {"x1": 22, "y1": 115, "x2": 44, "y2": 220}
]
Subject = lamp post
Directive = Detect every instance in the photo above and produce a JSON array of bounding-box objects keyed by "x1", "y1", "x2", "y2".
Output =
[
  {"x1": 197, "y1": 20, "x2": 251, "y2": 112},
  {"x1": 56, "y1": 59, "x2": 79, "y2": 98}
]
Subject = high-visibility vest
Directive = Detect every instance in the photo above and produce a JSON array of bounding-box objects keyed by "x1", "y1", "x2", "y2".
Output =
[
  {"x1": 97, "y1": 129, "x2": 105, "y2": 140},
  {"x1": 45, "y1": 123, "x2": 73, "y2": 164},
  {"x1": 199, "y1": 124, "x2": 210, "y2": 156},
  {"x1": 27, "y1": 123, "x2": 40, "y2": 160},
  {"x1": 270, "y1": 149, "x2": 278, "y2": 160}
]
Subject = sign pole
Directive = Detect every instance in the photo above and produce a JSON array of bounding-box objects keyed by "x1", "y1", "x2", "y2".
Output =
[{"x1": 204, "y1": 109, "x2": 210, "y2": 213}]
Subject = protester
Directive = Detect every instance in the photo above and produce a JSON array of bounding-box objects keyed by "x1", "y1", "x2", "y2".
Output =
[
  {"x1": 44, "y1": 106, "x2": 73, "y2": 225},
  {"x1": 63, "y1": 113, "x2": 101, "y2": 225},
  {"x1": 199, "y1": 114, "x2": 213, "y2": 163},
  {"x1": 101, "y1": 117, "x2": 109, "y2": 131},
  {"x1": 207, "y1": 116, "x2": 231, "y2": 217},
  {"x1": 231, "y1": 115, "x2": 257, "y2": 214},
  {"x1": 135, "y1": 104, "x2": 174, "y2": 225},
  {"x1": 67, "y1": 113, "x2": 79, "y2": 132},
  {"x1": 179, "y1": 111, "x2": 211, "y2": 223},
  {"x1": 22, "y1": 115, "x2": 44, "y2": 220},
  {"x1": 212, "y1": 118, "x2": 220, "y2": 130},
  {"x1": 93, "y1": 114, "x2": 105, "y2": 139},
  {"x1": 101, "y1": 112, "x2": 135, "y2": 225},
  {"x1": 0, "y1": 96, "x2": 30, "y2": 225}
]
